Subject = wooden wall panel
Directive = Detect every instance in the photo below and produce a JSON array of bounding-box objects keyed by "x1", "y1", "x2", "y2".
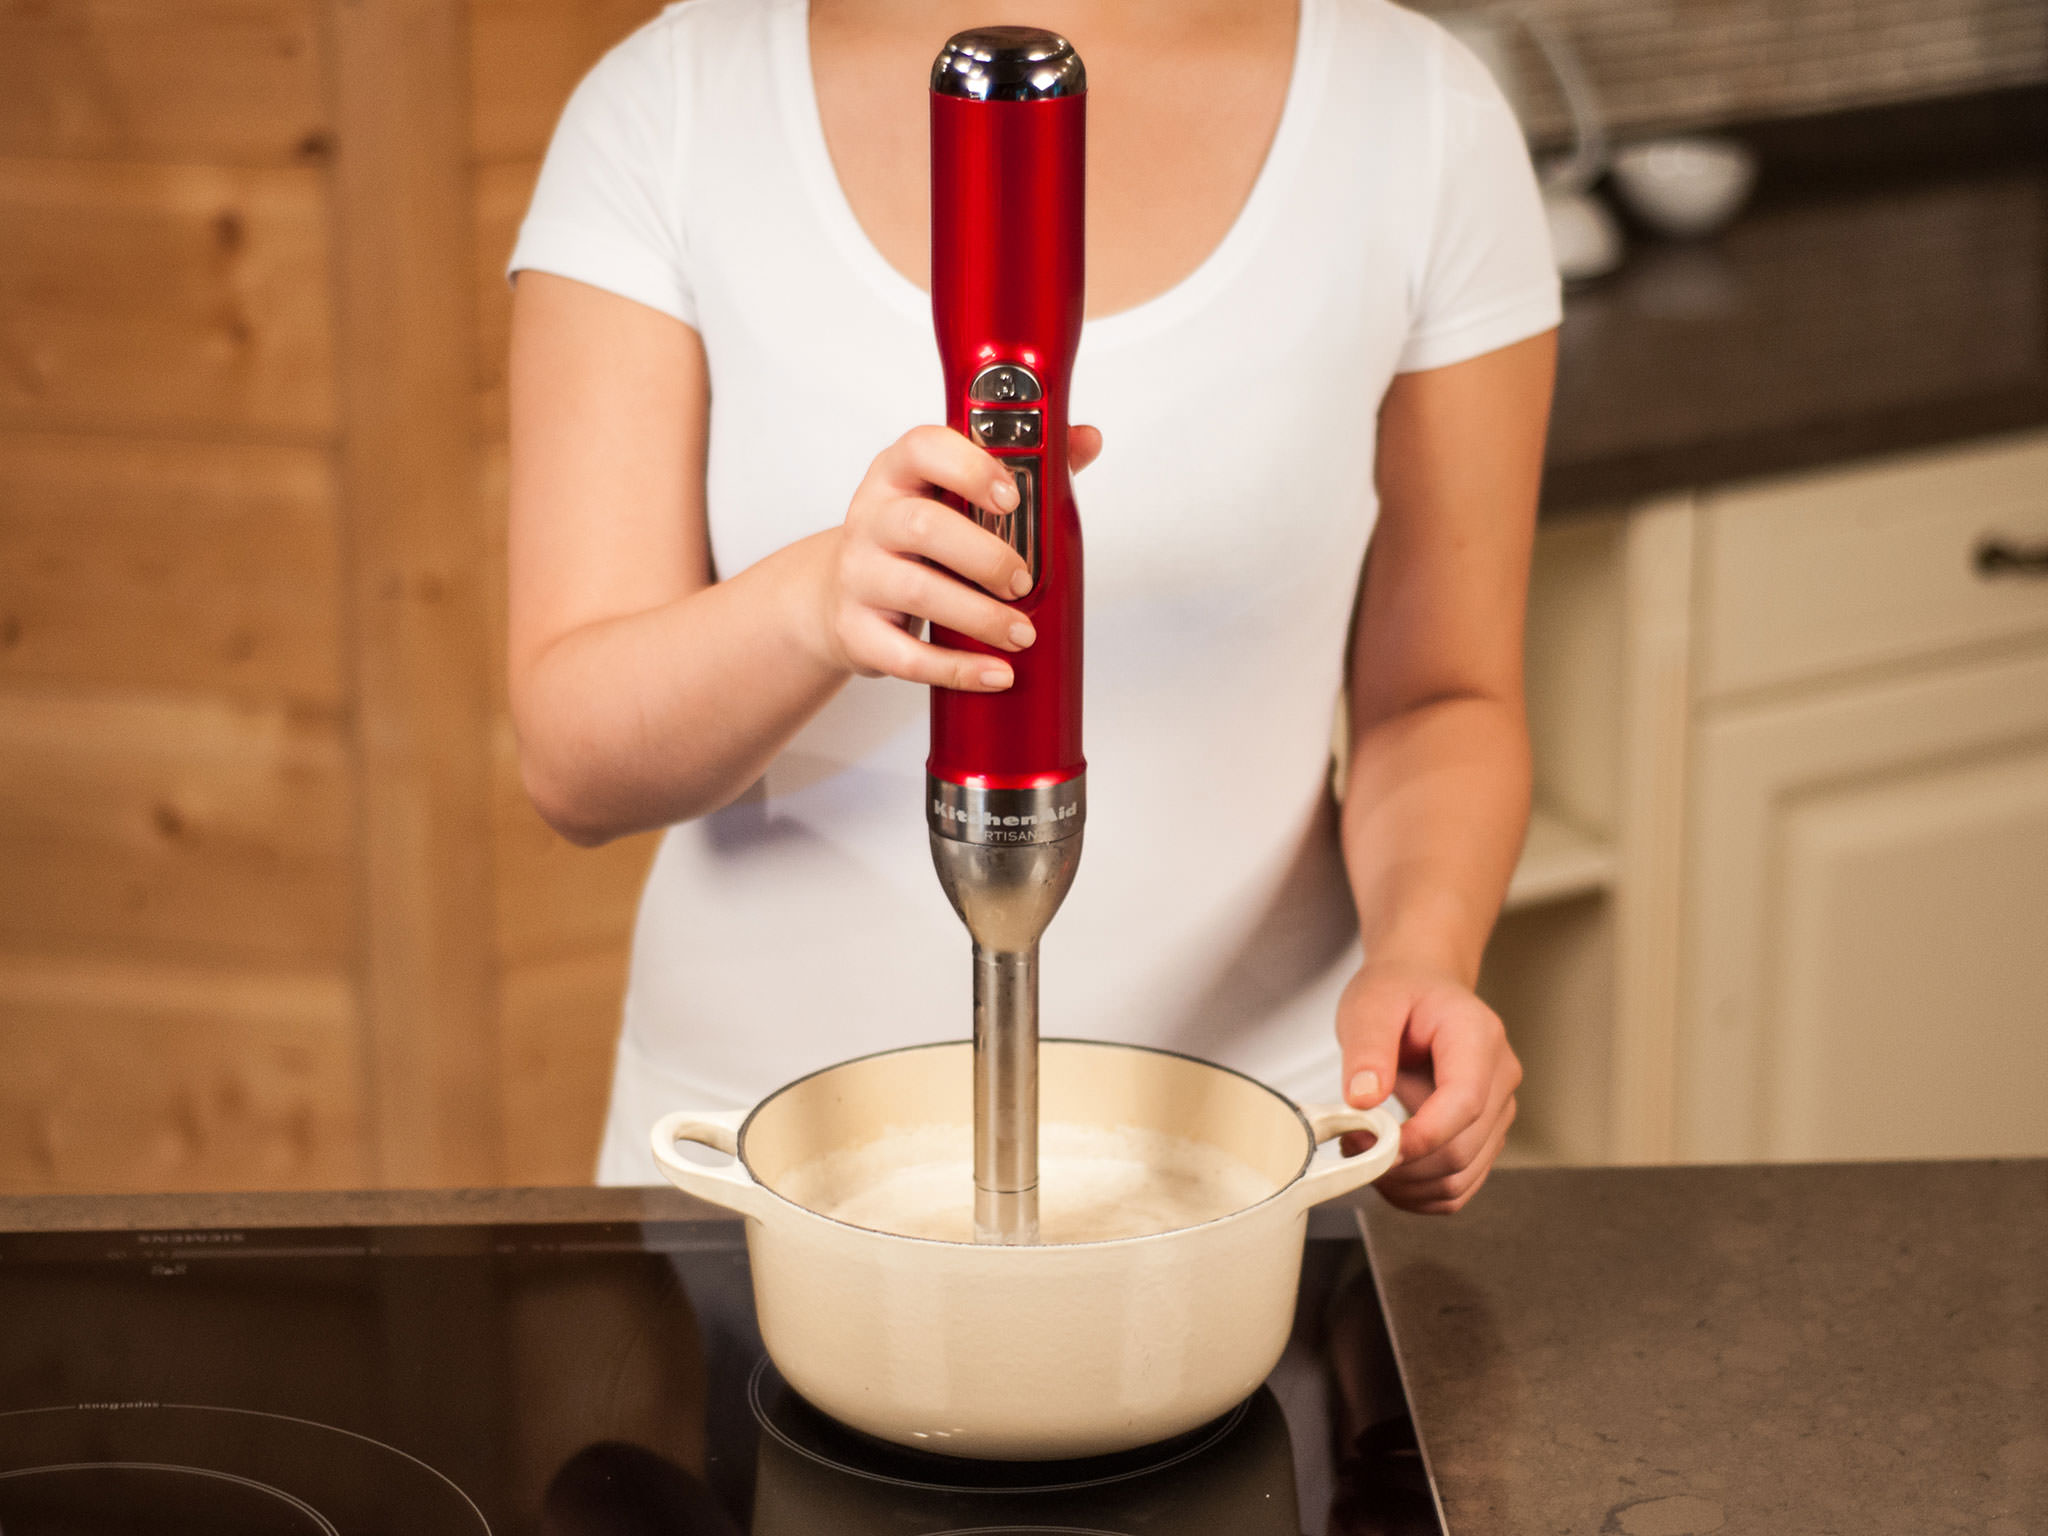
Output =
[
  {"x1": 483, "y1": 442, "x2": 514, "y2": 683},
  {"x1": 0, "y1": 431, "x2": 343, "y2": 701},
  {"x1": 0, "y1": 0, "x2": 684, "y2": 1195},
  {"x1": 483, "y1": 444, "x2": 511, "y2": 680},
  {"x1": 0, "y1": 0, "x2": 330, "y2": 165},
  {"x1": 0, "y1": 690, "x2": 352, "y2": 965},
  {"x1": 0, "y1": 955, "x2": 362, "y2": 1193},
  {"x1": 469, "y1": 0, "x2": 664, "y2": 161},
  {"x1": 330, "y1": 0, "x2": 501, "y2": 1186},
  {"x1": 474, "y1": 158, "x2": 537, "y2": 436},
  {"x1": 0, "y1": 159, "x2": 334, "y2": 438},
  {"x1": 499, "y1": 950, "x2": 631, "y2": 1184}
]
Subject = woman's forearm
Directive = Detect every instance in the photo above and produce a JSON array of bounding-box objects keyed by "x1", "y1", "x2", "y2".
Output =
[
  {"x1": 513, "y1": 530, "x2": 850, "y2": 845},
  {"x1": 1339, "y1": 691, "x2": 1531, "y2": 987},
  {"x1": 1341, "y1": 334, "x2": 1551, "y2": 988}
]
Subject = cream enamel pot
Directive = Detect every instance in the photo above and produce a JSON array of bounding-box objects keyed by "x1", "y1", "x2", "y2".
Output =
[{"x1": 651, "y1": 1039, "x2": 1401, "y2": 1460}]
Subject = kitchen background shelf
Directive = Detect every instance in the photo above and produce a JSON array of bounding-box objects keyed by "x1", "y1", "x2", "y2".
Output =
[{"x1": 1503, "y1": 808, "x2": 1615, "y2": 913}]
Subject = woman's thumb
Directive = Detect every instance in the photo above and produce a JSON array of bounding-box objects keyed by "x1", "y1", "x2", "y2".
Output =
[{"x1": 1071, "y1": 424, "x2": 1105, "y2": 473}]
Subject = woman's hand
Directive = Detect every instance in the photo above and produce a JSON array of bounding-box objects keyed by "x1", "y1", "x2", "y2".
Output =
[
  {"x1": 816, "y1": 423, "x2": 1104, "y2": 692},
  {"x1": 1337, "y1": 962, "x2": 1522, "y2": 1214},
  {"x1": 510, "y1": 267, "x2": 1107, "y2": 839}
]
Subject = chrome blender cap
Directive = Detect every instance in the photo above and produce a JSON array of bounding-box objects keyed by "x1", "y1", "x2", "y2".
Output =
[{"x1": 931, "y1": 27, "x2": 1086, "y2": 100}]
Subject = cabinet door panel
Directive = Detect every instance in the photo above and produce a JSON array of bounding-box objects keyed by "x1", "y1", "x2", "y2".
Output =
[
  {"x1": 1774, "y1": 747, "x2": 2048, "y2": 1159},
  {"x1": 1683, "y1": 647, "x2": 2048, "y2": 1160}
]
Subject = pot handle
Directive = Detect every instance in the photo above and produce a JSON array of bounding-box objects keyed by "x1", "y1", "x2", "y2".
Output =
[
  {"x1": 650, "y1": 1109, "x2": 774, "y2": 1220},
  {"x1": 1290, "y1": 1103, "x2": 1404, "y2": 1209}
]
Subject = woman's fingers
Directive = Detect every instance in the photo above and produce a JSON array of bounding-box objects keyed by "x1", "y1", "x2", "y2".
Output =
[
  {"x1": 1380, "y1": 1105, "x2": 1514, "y2": 1213},
  {"x1": 860, "y1": 550, "x2": 1033, "y2": 653},
  {"x1": 1380, "y1": 1093, "x2": 1516, "y2": 1192},
  {"x1": 859, "y1": 423, "x2": 1109, "y2": 597},
  {"x1": 1396, "y1": 1004, "x2": 1512, "y2": 1165},
  {"x1": 872, "y1": 425, "x2": 1021, "y2": 524},
  {"x1": 1385, "y1": 1059, "x2": 1518, "y2": 1184},
  {"x1": 881, "y1": 421, "x2": 1102, "y2": 500},
  {"x1": 1071, "y1": 424, "x2": 1104, "y2": 473},
  {"x1": 826, "y1": 422, "x2": 1107, "y2": 687},
  {"x1": 872, "y1": 493, "x2": 1031, "y2": 598},
  {"x1": 839, "y1": 609, "x2": 1013, "y2": 692}
]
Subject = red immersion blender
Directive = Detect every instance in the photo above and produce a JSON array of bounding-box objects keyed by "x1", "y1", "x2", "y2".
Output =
[{"x1": 926, "y1": 29, "x2": 1086, "y2": 1245}]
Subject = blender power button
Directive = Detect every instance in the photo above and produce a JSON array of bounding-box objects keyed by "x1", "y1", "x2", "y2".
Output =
[{"x1": 968, "y1": 363, "x2": 1043, "y2": 403}]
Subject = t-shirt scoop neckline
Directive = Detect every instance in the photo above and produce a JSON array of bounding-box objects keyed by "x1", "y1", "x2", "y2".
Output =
[{"x1": 772, "y1": 0, "x2": 1331, "y2": 355}]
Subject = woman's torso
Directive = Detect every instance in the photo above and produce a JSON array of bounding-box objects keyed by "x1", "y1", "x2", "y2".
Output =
[{"x1": 575, "y1": 0, "x2": 1494, "y2": 1178}]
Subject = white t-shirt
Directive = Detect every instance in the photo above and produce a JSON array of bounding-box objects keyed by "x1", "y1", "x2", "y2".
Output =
[{"x1": 511, "y1": 0, "x2": 1560, "y2": 1183}]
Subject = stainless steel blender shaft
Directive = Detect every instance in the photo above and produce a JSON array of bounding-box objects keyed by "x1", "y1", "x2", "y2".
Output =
[
  {"x1": 974, "y1": 944, "x2": 1040, "y2": 1242},
  {"x1": 927, "y1": 776, "x2": 1085, "y2": 1245}
]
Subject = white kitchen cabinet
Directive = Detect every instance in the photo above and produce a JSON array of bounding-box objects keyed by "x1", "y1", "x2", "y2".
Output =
[
  {"x1": 1682, "y1": 648, "x2": 2048, "y2": 1161},
  {"x1": 1494, "y1": 428, "x2": 2048, "y2": 1166},
  {"x1": 1693, "y1": 434, "x2": 2048, "y2": 700}
]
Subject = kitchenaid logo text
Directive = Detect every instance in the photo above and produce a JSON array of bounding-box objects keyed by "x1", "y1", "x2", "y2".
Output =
[{"x1": 932, "y1": 799, "x2": 1078, "y2": 838}]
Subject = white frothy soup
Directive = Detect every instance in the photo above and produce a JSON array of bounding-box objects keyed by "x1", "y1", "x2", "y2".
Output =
[{"x1": 777, "y1": 1122, "x2": 1283, "y2": 1244}]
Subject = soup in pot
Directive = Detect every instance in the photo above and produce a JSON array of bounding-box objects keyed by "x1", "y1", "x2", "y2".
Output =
[{"x1": 775, "y1": 1122, "x2": 1283, "y2": 1244}]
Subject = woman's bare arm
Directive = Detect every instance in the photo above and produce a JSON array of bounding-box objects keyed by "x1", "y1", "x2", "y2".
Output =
[
  {"x1": 508, "y1": 272, "x2": 1088, "y2": 845},
  {"x1": 1337, "y1": 328, "x2": 1556, "y2": 1211}
]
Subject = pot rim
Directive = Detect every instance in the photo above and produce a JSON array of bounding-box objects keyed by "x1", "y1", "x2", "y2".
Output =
[{"x1": 729, "y1": 1037, "x2": 1323, "y2": 1252}]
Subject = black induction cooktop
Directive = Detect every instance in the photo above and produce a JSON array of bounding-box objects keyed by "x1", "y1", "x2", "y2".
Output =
[{"x1": 0, "y1": 1211, "x2": 1440, "y2": 1534}]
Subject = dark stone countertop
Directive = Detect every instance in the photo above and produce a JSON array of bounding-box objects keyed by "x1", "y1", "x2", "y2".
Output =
[
  {"x1": 7, "y1": 1164, "x2": 2045, "y2": 1536},
  {"x1": 1543, "y1": 85, "x2": 2048, "y2": 514},
  {"x1": 1361, "y1": 1160, "x2": 2048, "y2": 1535},
  {"x1": 0, "y1": 1184, "x2": 716, "y2": 1232}
]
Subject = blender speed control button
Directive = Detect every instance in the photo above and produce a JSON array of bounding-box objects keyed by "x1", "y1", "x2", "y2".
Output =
[
  {"x1": 968, "y1": 409, "x2": 1041, "y2": 449},
  {"x1": 968, "y1": 363, "x2": 1042, "y2": 403}
]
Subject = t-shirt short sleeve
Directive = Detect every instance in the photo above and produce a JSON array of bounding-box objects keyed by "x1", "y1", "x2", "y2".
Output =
[
  {"x1": 1395, "y1": 30, "x2": 1562, "y2": 374},
  {"x1": 508, "y1": 14, "x2": 697, "y2": 328}
]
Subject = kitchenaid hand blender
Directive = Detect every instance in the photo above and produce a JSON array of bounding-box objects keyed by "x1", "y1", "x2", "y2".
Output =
[{"x1": 926, "y1": 29, "x2": 1086, "y2": 1245}]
